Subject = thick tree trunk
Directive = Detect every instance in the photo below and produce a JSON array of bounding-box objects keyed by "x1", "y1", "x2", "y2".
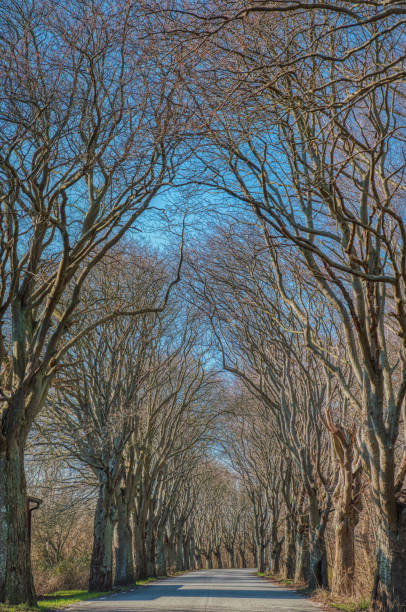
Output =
[
  {"x1": 183, "y1": 535, "x2": 191, "y2": 570},
  {"x1": 206, "y1": 551, "x2": 213, "y2": 569},
  {"x1": 308, "y1": 537, "x2": 328, "y2": 591},
  {"x1": 258, "y1": 543, "x2": 266, "y2": 573},
  {"x1": 227, "y1": 548, "x2": 235, "y2": 568},
  {"x1": 156, "y1": 529, "x2": 167, "y2": 576},
  {"x1": 167, "y1": 537, "x2": 176, "y2": 570},
  {"x1": 176, "y1": 525, "x2": 184, "y2": 571},
  {"x1": 195, "y1": 549, "x2": 203, "y2": 569},
  {"x1": 0, "y1": 436, "x2": 36, "y2": 605},
  {"x1": 214, "y1": 548, "x2": 223, "y2": 568},
  {"x1": 252, "y1": 544, "x2": 258, "y2": 569},
  {"x1": 327, "y1": 417, "x2": 361, "y2": 597},
  {"x1": 145, "y1": 522, "x2": 156, "y2": 578},
  {"x1": 134, "y1": 521, "x2": 148, "y2": 580},
  {"x1": 269, "y1": 522, "x2": 281, "y2": 575},
  {"x1": 89, "y1": 485, "x2": 115, "y2": 591},
  {"x1": 114, "y1": 491, "x2": 134, "y2": 586},
  {"x1": 239, "y1": 547, "x2": 247, "y2": 568},
  {"x1": 308, "y1": 498, "x2": 328, "y2": 590},
  {"x1": 189, "y1": 536, "x2": 196, "y2": 570},
  {"x1": 283, "y1": 517, "x2": 296, "y2": 579},
  {"x1": 294, "y1": 522, "x2": 309, "y2": 583},
  {"x1": 332, "y1": 505, "x2": 356, "y2": 596},
  {"x1": 372, "y1": 504, "x2": 406, "y2": 611}
]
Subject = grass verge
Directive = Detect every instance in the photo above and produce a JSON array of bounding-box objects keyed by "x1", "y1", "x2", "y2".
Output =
[
  {"x1": 0, "y1": 589, "x2": 112, "y2": 612},
  {"x1": 0, "y1": 570, "x2": 199, "y2": 612},
  {"x1": 314, "y1": 589, "x2": 370, "y2": 611},
  {"x1": 257, "y1": 573, "x2": 371, "y2": 611}
]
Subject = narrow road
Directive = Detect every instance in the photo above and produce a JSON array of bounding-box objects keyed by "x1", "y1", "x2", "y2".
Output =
[{"x1": 71, "y1": 569, "x2": 321, "y2": 612}]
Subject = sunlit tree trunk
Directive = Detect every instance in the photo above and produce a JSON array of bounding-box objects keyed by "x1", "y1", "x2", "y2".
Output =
[
  {"x1": 89, "y1": 482, "x2": 115, "y2": 591},
  {"x1": 214, "y1": 547, "x2": 223, "y2": 569},
  {"x1": 114, "y1": 489, "x2": 134, "y2": 586},
  {"x1": 283, "y1": 516, "x2": 296, "y2": 579},
  {"x1": 0, "y1": 426, "x2": 35, "y2": 605},
  {"x1": 371, "y1": 451, "x2": 406, "y2": 611},
  {"x1": 308, "y1": 496, "x2": 328, "y2": 590},
  {"x1": 294, "y1": 519, "x2": 309, "y2": 583}
]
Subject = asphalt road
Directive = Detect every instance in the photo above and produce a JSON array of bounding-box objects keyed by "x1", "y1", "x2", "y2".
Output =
[{"x1": 71, "y1": 569, "x2": 321, "y2": 612}]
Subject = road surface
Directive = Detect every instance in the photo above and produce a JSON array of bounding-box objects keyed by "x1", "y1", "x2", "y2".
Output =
[{"x1": 71, "y1": 569, "x2": 321, "y2": 612}]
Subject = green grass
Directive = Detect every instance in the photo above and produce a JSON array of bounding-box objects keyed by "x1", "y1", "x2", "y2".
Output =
[
  {"x1": 0, "y1": 589, "x2": 111, "y2": 612},
  {"x1": 39, "y1": 589, "x2": 110, "y2": 611},
  {"x1": 331, "y1": 601, "x2": 370, "y2": 611},
  {"x1": 136, "y1": 577, "x2": 157, "y2": 585}
]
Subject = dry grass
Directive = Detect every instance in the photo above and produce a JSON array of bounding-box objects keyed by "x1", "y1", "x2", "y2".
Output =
[{"x1": 312, "y1": 588, "x2": 371, "y2": 611}]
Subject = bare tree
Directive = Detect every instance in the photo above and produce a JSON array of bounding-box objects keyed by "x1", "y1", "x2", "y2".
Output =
[
  {"x1": 179, "y1": 8, "x2": 406, "y2": 606},
  {"x1": 0, "y1": 0, "x2": 188, "y2": 602}
]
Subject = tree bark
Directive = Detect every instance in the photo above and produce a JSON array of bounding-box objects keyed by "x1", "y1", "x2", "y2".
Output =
[
  {"x1": 195, "y1": 549, "x2": 203, "y2": 569},
  {"x1": 114, "y1": 490, "x2": 134, "y2": 586},
  {"x1": 294, "y1": 521, "x2": 309, "y2": 583},
  {"x1": 183, "y1": 535, "x2": 191, "y2": 570},
  {"x1": 332, "y1": 503, "x2": 357, "y2": 596},
  {"x1": 239, "y1": 547, "x2": 247, "y2": 568},
  {"x1": 156, "y1": 529, "x2": 167, "y2": 576},
  {"x1": 176, "y1": 525, "x2": 184, "y2": 571},
  {"x1": 0, "y1": 436, "x2": 36, "y2": 605},
  {"x1": 283, "y1": 516, "x2": 296, "y2": 579},
  {"x1": 252, "y1": 544, "x2": 258, "y2": 569},
  {"x1": 307, "y1": 496, "x2": 328, "y2": 590},
  {"x1": 145, "y1": 521, "x2": 156, "y2": 578},
  {"x1": 214, "y1": 548, "x2": 223, "y2": 569},
  {"x1": 167, "y1": 536, "x2": 176, "y2": 571},
  {"x1": 258, "y1": 543, "x2": 266, "y2": 573},
  {"x1": 372, "y1": 504, "x2": 406, "y2": 611},
  {"x1": 227, "y1": 548, "x2": 235, "y2": 568},
  {"x1": 134, "y1": 521, "x2": 148, "y2": 580},
  {"x1": 189, "y1": 536, "x2": 196, "y2": 570},
  {"x1": 269, "y1": 521, "x2": 281, "y2": 575},
  {"x1": 89, "y1": 485, "x2": 115, "y2": 591}
]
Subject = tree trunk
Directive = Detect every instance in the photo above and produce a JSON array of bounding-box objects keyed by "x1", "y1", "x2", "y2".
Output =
[
  {"x1": 176, "y1": 525, "x2": 184, "y2": 571},
  {"x1": 227, "y1": 548, "x2": 235, "y2": 568},
  {"x1": 167, "y1": 537, "x2": 176, "y2": 571},
  {"x1": 183, "y1": 535, "x2": 191, "y2": 570},
  {"x1": 145, "y1": 521, "x2": 156, "y2": 578},
  {"x1": 89, "y1": 485, "x2": 115, "y2": 591},
  {"x1": 332, "y1": 504, "x2": 356, "y2": 596},
  {"x1": 0, "y1": 436, "x2": 36, "y2": 605},
  {"x1": 308, "y1": 497, "x2": 328, "y2": 590},
  {"x1": 269, "y1": 521, "x2": 281, "y2": 575},
  {"x1": 258, "y1": 543, "x2": 266, "y2": 573},
  {"x1": 156, "y1": 529, "x2": 167, "y2": 576},
  {"x1": 206, "y1": 551, "x2": 213, "y2": 569},
  {"x1": 214, "y1": 548, "x2": 223, "y2": 569},
  {"x1": 372, "y1": 503, "x2": 406, "y2": 611},
  {"x1": 294, "y1": 521, "x2": 309, "y2": 583},
  {"x1": 239, "y1": 547, "x2": 247, "y2": 568},
  {"x1": 283, "y1": 517, "x2": 296, "y2": 579},
  {"x1": 114, "y1": 490, "x2": 134, "y2": 586},
  {"x1": 134, "y1": 521, "x2": 148, "y2": 580},
  {"x1": 189, "y1": 536, "x2": 196, "y2": 570},
  {"x1": 195, "y1": 549, "x2": 203, "y2": 569},
  {"x1": 252, "y1": 544, "x2": 258, "y2": 569}
]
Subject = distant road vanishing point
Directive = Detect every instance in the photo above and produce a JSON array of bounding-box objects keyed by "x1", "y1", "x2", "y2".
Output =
[{"x1": 69, "y1": 569, "x2": 321, "y2": 612}]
